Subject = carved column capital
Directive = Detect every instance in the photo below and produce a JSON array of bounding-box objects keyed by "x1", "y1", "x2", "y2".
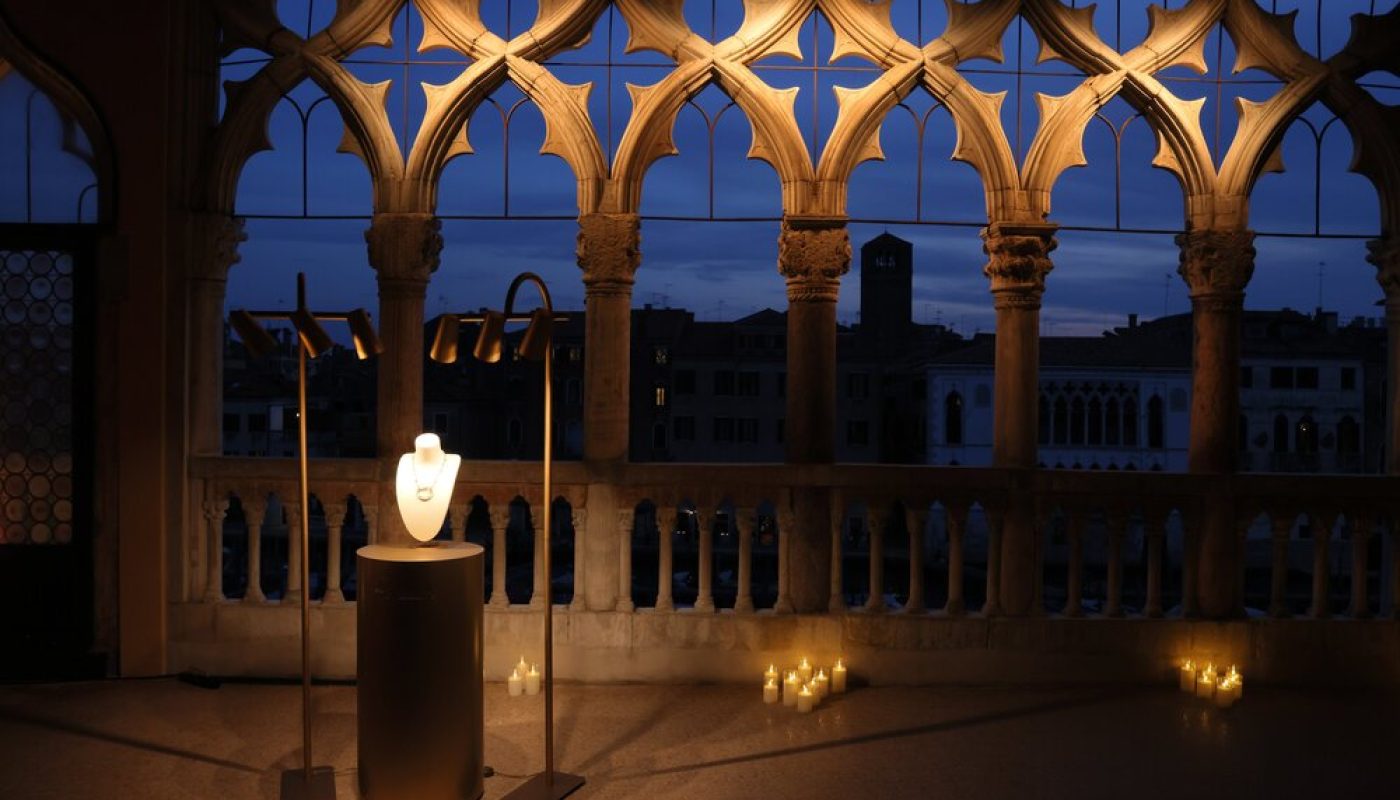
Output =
[
  {"x1": 577, "y1": 212, "x2": 641, "y2": 297},
  {"x1": 1367, "y1": 237, "x2": 1400, "y2": 308},
  {"x1": 323, "y1": 503, "x2": 347, "y2": 530},
  {"x1": 365, "y1": 212, "x2": 442, "y2": 286},
  {"x1": 1176, "y1": 229, "x2": 1256, "y2": 308},
  {"x1": 982, "y1": 223, "x2": 1057, "y2": 308},
  {"x1": 778, "y1": 219, "x2": 850, "y2": 303},
  {"x1": 190, "y1": 213, "x2": 246, "y2": 283},
  {"x1": 202, "y1": 498, "x2": 230, "y2": 523}
]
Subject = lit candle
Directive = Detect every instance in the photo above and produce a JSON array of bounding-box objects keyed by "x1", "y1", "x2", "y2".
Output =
[
  {"x1": 798, "y1": 657, "x2": 813, "y2": 683},
  {"x1": 796, "y1": 684, "x2": 815, "y2": 713},
  {"x1": 1226, "y1": 665, "x2": 1243, "y2": 700},
  {"x1": 805, "y1": 680, "x2": 821, "y2": 707},
  {"x1": 832, "y1": 658, "x2": 848, "y2": 693},
  {"x1": 1195, "y1": 664, "x2": 1216, "y2": 699},
  {"x1": 764, "y1": 663, "x2": 779, "y2": 684},
  {"x1": 783, "y1": 671, "x2": 801, "y2": 707},
  {"x1": 1178, "y1": 659, "x2": 1195, "y2": 693},
  {"x1": 763, "y1": 678, "x2": 779, "y2": 704},
  {"x1": 525, "y1": 663, "x2": 542, "y2": 696},
  {"x1": 516, "y1": 655, "x2": 528, "y2": 676},
  {"x1": 1213, "y1": 676, "x2": 1239, "y2": 709},
  {"x1": 507, "y1": 668, "x2": 523, "y2": 697},
  {"x1": 814, "y1": 669, "x2": 830, "y2": 699}
]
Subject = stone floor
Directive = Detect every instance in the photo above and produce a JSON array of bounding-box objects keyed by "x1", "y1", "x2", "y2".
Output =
[{"x1": 0, "y1": 677, "x2": 1396, "y2": 799}]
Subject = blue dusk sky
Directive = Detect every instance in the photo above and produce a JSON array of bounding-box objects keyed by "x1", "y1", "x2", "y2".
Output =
[{"x1": 2, "y1": 1, "x2": 1396, "y2": 337}]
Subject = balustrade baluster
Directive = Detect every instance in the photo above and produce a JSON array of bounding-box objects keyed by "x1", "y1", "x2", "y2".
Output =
[
  {"x1": 1145, "y1": 512, "x2": 1164, "y2": 618},
  {"x1": 774, "y1": 506, "x2": 795, "y2": 614},
  {"x1": 616, "y1": 507, "x2": 635, "y2": 612},
  {"x1": 489, "y1": 506, "x2": 509, "y2": 608},
  {"x1": 1064, "y1": 511, "x2": 1084, "y2": 617},
  {"x1": 1105, "y1": 512, "x2": 1125, "y2": 617},
  {"x1": 570, "y1": 509, "x2": 587, "y2": 612},
  {"x1": 530, "y1": 510, "x2": 547, "y2": 609},
  {"x1": 657, "y1": 507, "x2": 675, "y2": 612},
  {"x1": 1181, "y1": 512, "x2": 1199, "y2": 617},
  {"x1": 829, "y1": 492, "x2": 845, "y2": 613},
  {"x1": 243, "y1": 497, "x2": 267, "y2": 603},
  {"x1": 735, "y1": 508, "x2": 755, "y2": 614},
  {"x1": 202, "y1": 498, "x2": 229, "y2": 603},
  {"x1": 904, "y1": 505, "x2": 926, "y2": 613},
  {"x1": 450, "y1": 504, "x2": 466, "y2": 542},
  {"x1": 866, "y1": 509, "x2": 885, "y2": 612},
  {"x1": 945, "y1": 506, "x2": 965, "y2": 616},
  {"x1": 696, "y1": 509, "x2": 715, "y2": 613},
  {"x1": 984, "y1": 507, "x2": 1002, "y2": 616},
  {"x1": 284, "y1": 502, "x2": 303, "y2": 605},
  {"x1": 1309, "y1": 511, "x2": 1331, "y2": 619},
  {"x1": 324, "y1": 503, "x2": 347, "y2": 604},
  {"x1": 1268, "y1": 513, "x2": 1291, "y2": 618},
  {"x1": 1390, "y1": 520, "x2": 1400, "y2": 621},
  {"x1": 1350, "y1": 516, "x2": 1371, "y2": 619}
]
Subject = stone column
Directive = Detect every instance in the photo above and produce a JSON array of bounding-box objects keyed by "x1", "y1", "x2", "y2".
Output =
[
  {"x1": 779, "y1": 218, "x2": 850, "y2": 612},
  {"x1": 188, "y1": 214, "x2": 246, "y2": 457},
  {"x1": 366, "y1": 213, "x2": 442, "y2": 545},
  {"x1": 616, "y1": 508, "x2": 635, "y2": 612},
  {"x1": 284, "y1": 503, "x2": 302, "y2": 604},
  {"x1": 904, "y1": 505, "x2": 926, "y2": 613},
  {"x1": 570, "y1": 509, "x2": 587, "y2": 611},
  {"x1": 489, "y1": 506, "x2": 510, "y2": 608},
  {"x1": 1178, "y1": 229, "x2": 1255, "y2": 617},
  {"x1": 577, "y1": 213, "x2": 640, "y2": 464},
  {"x1": 1368, "y1": 238, "x2": 1400, "y2": 475},
  {"x1": 735, "y1": 508, "x2": 755, "y2": 614},
  {"x1": 243, "y1": 497, "x2": 267, "y2": 604},
  {"x1": 982, "y1": 222, "x2": 1056, "y2": 616}
]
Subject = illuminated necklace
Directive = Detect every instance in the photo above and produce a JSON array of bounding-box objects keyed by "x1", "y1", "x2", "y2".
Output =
[{"x1": 411, "y1": 455, "x2": 445, "y2": 502}]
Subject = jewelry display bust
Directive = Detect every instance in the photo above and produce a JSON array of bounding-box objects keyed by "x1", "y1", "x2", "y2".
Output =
[{"x1": 395, "y1": 433, "x2": 461, "y2": 543}]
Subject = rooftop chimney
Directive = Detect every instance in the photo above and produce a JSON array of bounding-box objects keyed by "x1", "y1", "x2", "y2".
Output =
[{"x1": 1128, "y1": 313, "x2": 1138, "y2": 329}]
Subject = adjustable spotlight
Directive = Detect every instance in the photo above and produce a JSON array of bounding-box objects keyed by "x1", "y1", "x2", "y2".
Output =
[
  {"x1": 290, "y1": 306, "x2": 334, "y2": 358},
  {"x1": 472, "y1": 310, "x2": 506, "y2": 364},
  {"x1": 429, "y1": 313, "x2": 461, "y2": 364},
  {"x1": 347, "y1": 309, "x2": 383, "y2": 360},
  {"x1": 517, "y1": 307, "x2": 554, "y2": 362},
  {"x1": 230, "y1": 309, "x2": 278, "y2": 358}
]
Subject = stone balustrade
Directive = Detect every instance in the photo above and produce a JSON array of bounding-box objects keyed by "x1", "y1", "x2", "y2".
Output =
[{"x1": 175, "y1": 457, "x2": 1400, "y2": 686}]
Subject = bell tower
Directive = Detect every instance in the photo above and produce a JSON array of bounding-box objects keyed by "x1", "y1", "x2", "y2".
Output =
[{"x1": 859, "y1": 232, "x2": 913, "y2": 342}]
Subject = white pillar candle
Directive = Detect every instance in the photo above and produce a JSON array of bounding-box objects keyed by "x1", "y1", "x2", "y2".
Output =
[
  {"x1": 1213, "y1": 678, "x2": 1239, "y2": 709},
  {"x1": 525, "y1": 664, "x2": 542, "y2": 696},
  {"x1": 814, "y1": 670, "x2": 830, "y2": 699},
  {"x1": 763, "y1": 679, "x2": 779, "y2": 705},
  {"x1": 805, "y1": 681, "x2": 821, "y2": 706},
  {"x1": 1178, "y1": 660, "x2": 1195, "y2": 693},
  {"x1": 516, "y1": 656, "x2": 529, "y2": 676},
  {"x1": 1226, "y1": 665, "x2": 1243, "y2": 700},
  {"x1": 796, "y1": 684, "x2": 814, "y2": 713},
  {"x1": 507, "y1": 668, "x2": 523, "y2": 697},
  {"x1": 764, "y1": 663, "x2": 779, "y2": 684},
  {"x1": 832, "y1": 658, "x2": 848, "y2": 693},
  {"x1": 797, "y1": 657, "x2": 813, "y2": 683},
  {"x1": 783, "y1": 671, "x2": 801, "y2": 707},
  {"x1": 1195, "y1": 664, "x2": 1216, "y2": 699}
]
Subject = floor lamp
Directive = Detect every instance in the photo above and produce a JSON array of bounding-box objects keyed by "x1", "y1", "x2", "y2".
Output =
[
  {"x1": 429, "y1": 272, "x2": 582, "y2": 800},
  {"x1": 230, "y1": 272, "x2": 382, "y2": 800}
]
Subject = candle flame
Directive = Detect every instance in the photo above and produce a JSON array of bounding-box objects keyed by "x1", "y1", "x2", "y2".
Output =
[
  {"x1": 799, "y1": 685, "x2": 812, "y2": 695},
  {"x1": 835, "y1": 658, "x2": 844, "y2": 669}
]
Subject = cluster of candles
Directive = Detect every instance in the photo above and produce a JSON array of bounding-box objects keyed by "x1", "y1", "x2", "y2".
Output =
[
  {"x1": 1178, "y1": 660, "x2": 1243, "y2": 708},
  {"x1": 762, "y1": 657, "x2": 848, "y2": 713},
  {"x1": 506, "y1": 656, "x2": 542, "y2": 697}
]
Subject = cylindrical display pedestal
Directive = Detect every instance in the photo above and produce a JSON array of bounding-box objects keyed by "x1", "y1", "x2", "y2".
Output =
[{"x1": 358, "y1": 543, "x2": 484, "y2": 800}]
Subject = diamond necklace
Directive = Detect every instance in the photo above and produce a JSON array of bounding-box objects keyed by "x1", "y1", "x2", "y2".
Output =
[{"x1": 410, "y1": 454, "x2": 445, "y2": 502}]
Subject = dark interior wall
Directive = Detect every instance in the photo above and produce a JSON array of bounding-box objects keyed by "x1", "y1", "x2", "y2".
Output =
[{"x1": 0, "y1": 0, "x2": 212, "y2": 675}]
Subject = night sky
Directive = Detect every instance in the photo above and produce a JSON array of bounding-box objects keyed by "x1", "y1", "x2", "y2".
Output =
[{"x1": 3, "y1": 1, "x2": 1396, "y2": 337}]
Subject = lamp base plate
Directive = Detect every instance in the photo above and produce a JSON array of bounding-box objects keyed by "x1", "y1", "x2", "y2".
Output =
[
  {"x1": 279, "y1": 766, "x2": 336, "y2": 800},
  {"x1": 501, "y1": 771, "x2": 585, "y2": 800}
]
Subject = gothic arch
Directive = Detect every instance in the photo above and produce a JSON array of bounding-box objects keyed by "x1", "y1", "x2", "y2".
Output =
[{"x1": 0, "y1": 9, "x2": 114, "y2": 222}]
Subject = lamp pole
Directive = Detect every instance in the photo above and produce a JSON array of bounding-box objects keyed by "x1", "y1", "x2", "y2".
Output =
[
  {"x1": 230, "y1": 273, "x2": 382, "y2": 800},
  {"x1": 431, "y1": 272, "x2": 581, "y2": 799}
]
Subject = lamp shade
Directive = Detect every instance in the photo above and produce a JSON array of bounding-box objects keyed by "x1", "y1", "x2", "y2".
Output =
[
  {"x1": 517, "y1": 308, "x2": 553, "y2": 362},
  {"x1": 229, "y1": 309, "x2": 278, "y2": 359},
  {"x1": 429, "y1": 314, "x2": 461, "y2": 364},
  {"x1": 290, "y1": 307, "x2": 334, "y2": 358},
  {"x1": 347, "y1": 308, "x2": 383, "y2": 360},
  {"x1": 472, "y1": 310, "x2": 506, "y2": 363}
]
